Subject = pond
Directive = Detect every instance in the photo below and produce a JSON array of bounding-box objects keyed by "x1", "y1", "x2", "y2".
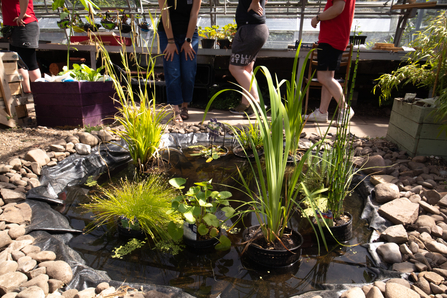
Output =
[{"x1": 53, "y1": 141, "x2": 377, "y2": 298}]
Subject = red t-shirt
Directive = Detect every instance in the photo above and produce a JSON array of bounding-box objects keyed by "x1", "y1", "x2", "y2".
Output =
[
  {"x1": 1, "y1": 0, "x2": 38, "y2": 26},
  {"x1": 319, "y1": 0, "x2": 355, "y2": 51}
]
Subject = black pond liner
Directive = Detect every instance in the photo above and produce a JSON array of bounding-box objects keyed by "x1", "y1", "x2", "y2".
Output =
[{"x1": 24, "y1": 133, "x2": 405, "y2": 298}]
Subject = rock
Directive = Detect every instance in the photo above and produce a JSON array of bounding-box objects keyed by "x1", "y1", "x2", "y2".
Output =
[
  {"x1": 9, "y1": 158, "x2": 22, "y2": 171},
  {"x1": 370, "y1": 175, "x2": 399, "y2": 185},
  {"x1": 20, "y1": 274, "x2": 49, "y2": 294},
  {"x1": 362, "y1": 155, "x2": 386, "y2": 175},
  {"x1": 74, "y1": 143, "x2": 91, "y2": 155},
  {"x1": 97, "y1": 130, "x2": 113, "y2": 143},
  {"x1": 381, "y1": 224, "x2": 408, "y2": 243},
  {"x1": 392, "y1": 261, "x2": 415, "y2": 273},
  {"x1": 365, "y1": 286, "x2": 384, "y2": 298},
  {"x1": 33, "y1": 251, "x2": 56, "y2": 262},
  {"x1": 61, "y1": 289, "x2": 79, "y2": 298},
  {"x1": 0, "y1": 230, "x2": 13, "y2": 249},
  {"x1": 16, "y1": 285, "x2": 45, "y2": 298},
  {"x1": 24, "y1": 149, "x2": 49, "y2": 167},
  {"x1": 386, "y1": 278, "x2": 410, "y2": 288},
  {"x1": 411, "y1": 285, "x2": 431, "y2": 297},
  {"x1": 17, "y1": 256, "x2": 37, "y2": 273},
  {"x1": 49, "y1": 145, "x2": 65, "y2": 152},
  {"x1": 377, "y1": 243, "x2": 402, "y2": 264},
  {"x1": 48, "y1": 279, "x2": 64, "y2": 293},
  {"x1": 374, "y1": 183, "x2": 400, "y2": 203},
  {"x1": 8, "y1": 225, "x2": 26, "y2": 239},
  {"x1": 95, "y1": 282, "x2": 109, "y2": 294},
  {"x1": 416, "y1": 215, "x2": 437, "y2": 234},
  {"x1": 378, "y1": 198, "x2": 419, "y2": 225},
  {"x1": 340, "y1": 287, "x2": 366, "y2": 298},
  {"x1": 30, "y1": 162, "x2": 41, "y2": 175},
  {"x1": 0, "y1": 271, "x2": 28, "y2": 289},
  {"x1": 415, "y1": 276, "x2": 431, "y2": 295},
  {"x1": 385, "y1": 282, "x2": 420, "y2": 298},
  {"x1": 38, "y1": 261, "x2": 73, "y2": 284},
  {"x1": 77, "y1": 132, "x2": 98, "y2": 146},
  {"x1": 74, "y1": 287, "x2": 96, "y2": 298},
  {"x1": 0, "y1": 189, "x2": 26, "y2": 204},
  {"x1": 423, "y1": 190, "x2": 442, "y2": 205},
  {"x1": 412, "y1": 156, "x2": 427, "y2": 163},
  {"x1": 0, "y1": 260, "x2": 18, "y2": 275},
  {"x1": 438, "y1": 194, "x2": 447, "y2": 208},
  {"x1": 423, "y1": 271, "x2": 445, "y2": 285},
  {"x1": 419, "y1": 200, "x2": 440, "y2": 214},
  {"x1": 426, "y1": 241, "x2": 447, "y2": 254}
]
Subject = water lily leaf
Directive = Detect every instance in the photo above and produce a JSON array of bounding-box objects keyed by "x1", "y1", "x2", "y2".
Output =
[
  {"x1": 203, "y1": 214, "x2": 219, "y2": 227},
  {"x1": 168, "y1": 222, "x2": 183, "y2": 241},
  {"x1": 198, "y1": 223, "x2": 209, "y2": 235},
  {"x1": 215, "y1": 235, "x2": 231, "y2": 250},
  {"x1": 221, "y1": 206, "x2": 235, "y2": 217}
]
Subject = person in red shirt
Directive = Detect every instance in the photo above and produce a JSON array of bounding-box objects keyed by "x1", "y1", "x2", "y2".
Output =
[
  {"x1": 1, "y1": 0, "x2": 41, "y2": 93},
  {"x1": 304, "y1": 0, "x2": 355, "y2": 126}
]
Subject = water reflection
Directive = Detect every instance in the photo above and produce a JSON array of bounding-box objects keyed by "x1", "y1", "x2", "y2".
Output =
[{"x1": 60, "y1": 144, "x2": 374, "y2": 298}]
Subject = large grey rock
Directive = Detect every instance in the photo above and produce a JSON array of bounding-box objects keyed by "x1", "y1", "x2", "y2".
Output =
[
  {"x1": 75, "y1": 143, "x2": 91, "y2": 155},
  {"x1": 20, "y1": 274, "x2": 49, "y2": 294},
  {"x1": 0, "y1": 260, "x2": 18, "y2": 276},
  {"x1": 16, "y1": 285, "x2": 45, "y2": 298},
  {"x1": 377, "y1": 243, "x2": 402, "y2": 264},
  {"x1": 0, "y1": 271, "x2": 28, "y2": 289},
  {"x1": 385, "y1": 283, "x2": 420, "y2": 298},
  {"x1": 77, "y1": 132, "x2": 98, "y2": 146},
  {"x1": 0, "y1": 188, "x2": 26, "y2": 204},
  {"x1": 381, "y1": 224, "x2": 408, "y2": 243},
  {"x1": 38, "y1": 261, "x2": 73, "y2": 284},
  {"x1": 426, "y1": 241, "x2": 447, "y2": 254},
  {"x1": 374, "y1": 183, "x2": 400, "y2": 204},
  {"x1": 365, "y1": 286, "x2": 384, "y2": 298},
  {"x1": 362, "y1": 155, "x2": 386, "y2": 175},
  {"x1": 24, "y1": 149, "x2": 49, "y2": 167},
  {"x1": 416, "y1": 215, "x2": 437, "y2": 234},
  {"x1": 0, "y1": 230, "x2": 13, "y2": 249},
  {"x1": 340, "y1": 287, "x2": 366, "y2": 298},
  {"x1": 378, "y1": 198, "x2": 419, "y2": 225}
]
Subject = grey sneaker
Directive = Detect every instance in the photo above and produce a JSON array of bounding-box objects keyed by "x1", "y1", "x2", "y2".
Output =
[
  {"x1": 229, "y1": 103, "x2": 251, "y2": 115},
  {"x1": 336, "y1": 107, "x2": 355, "y2": 126},
  {"x1": 303, "y1": 108, "x2": 329, "y2": 123}
]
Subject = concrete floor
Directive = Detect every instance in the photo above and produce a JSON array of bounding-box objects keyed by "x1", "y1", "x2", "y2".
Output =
[{"x1": 182, "y1": 107, "x2": 389, "y2": 139}]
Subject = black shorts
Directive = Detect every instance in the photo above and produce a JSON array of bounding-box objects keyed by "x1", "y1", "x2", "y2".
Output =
[
  {"x1": 316, "y1": 43, "x2": 343, "y2": 71},
  {"x1": 10, "y1": 45, "x2": 39, "y2": 71},
  {"x1": 230, "y1": 23, "x2": 269, "y2": 66}
]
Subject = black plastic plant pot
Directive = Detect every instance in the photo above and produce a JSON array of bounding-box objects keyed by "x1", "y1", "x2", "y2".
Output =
[
  {"x1": 242, "y1": 225, "x2": 303, "y2": 268},
  {"x1": 120, "y1": 23, "x2": 132, "y2": 34},
  {"x1": 312, "y1": 212, "x2": 353, "y2": 244},
  {"x1": 138, "y1": 23, "x2": 150, "y2": 32},
  {"x1": 217, "y1": 39, "x2": 230, "y2": 49},
  {"x1": 233, "y1": 145, "x2": 264, "y2": 159},
  {"x1": 57, "y1": 19, "x2": 70, "y2": 29},
  {"x1": 182, "y1": 223, "x2": 220, "y2": 250},
  {"x1": 83, "y1": 23, "x2": 100, "y2": 32},
  {"x1": 201, "y1": 39, "x2": 215, "y2": 49}
]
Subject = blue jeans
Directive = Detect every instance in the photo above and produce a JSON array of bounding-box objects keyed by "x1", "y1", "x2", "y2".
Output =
[{"x1": 159, "y1": 31, "x2": 199, "y2": 106}]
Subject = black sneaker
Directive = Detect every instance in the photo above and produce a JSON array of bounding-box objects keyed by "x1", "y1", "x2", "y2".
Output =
[{"x1": 229, "y1": 103, "x2": 250, "y2": 115}]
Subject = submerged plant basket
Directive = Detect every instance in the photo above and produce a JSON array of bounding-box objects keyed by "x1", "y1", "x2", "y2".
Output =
[
  {"x1": 312, "y1": 212, "x2": 353, "y2": 244},
  {"x1": 182, "y1": 223, "x2": 220, "y2": 249},
  {"x1": 201, "y1": 39, "x2": 215, "y2": 49},
  {"x1": 119, "y1": 23, "x2": 132, "y2": 34},
  {"x1": 233, "y1": 145, "x2": 264, "y2": 159},
  {"x1": 242, "y1": 225, "x2": 303, "y2": 268}
]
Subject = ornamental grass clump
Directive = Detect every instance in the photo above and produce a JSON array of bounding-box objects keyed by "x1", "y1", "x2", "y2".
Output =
[{"x1": 82, "y1": 174, "x2": 180, "y2": 248}]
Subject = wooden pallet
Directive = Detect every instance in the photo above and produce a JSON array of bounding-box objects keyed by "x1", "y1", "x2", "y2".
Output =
[
  {"x1": 372, "y1": 43, "x2": 404, "y2": 52},
  {"x1": 0, "y1": 52, "x2": 31, "y2": 127}
]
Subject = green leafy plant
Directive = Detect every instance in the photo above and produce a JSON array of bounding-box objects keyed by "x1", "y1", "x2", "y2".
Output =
[
  {"x1": 198, "y1": 25, "x2": 219, "y2": 39},
  {"x1": 189, "y1": 118, "x2": 228, "y2": 163},
  {"x1": 229, "y1": 118, "x2": 264, "y2": 152},
  {"x1": 373, "y1": 11, "x2": 447, "y2": 134},
  {"x1": 59, "y1": 64, "x2": 106, "y2": 82},
  {"x1": 202, "y1": 43, "x2": 318, "y2": 246},
  {"x1": 167, "y1": 178, "x2": 236, "y2": 250},
  {"x1": 217, "y1": 22, "x2": 237, "y2": 41},
  {"x1": 112, "y1": 238, "x2": 146, "y2": 259},
  {"x1": 82, "y1": 175, "x2": 180, "y2": 249}
]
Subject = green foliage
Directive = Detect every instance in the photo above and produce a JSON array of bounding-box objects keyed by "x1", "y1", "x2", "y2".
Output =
[
  {"x1": 217, "y1": 22, "x2": 237, "y2": 41},
  {"x1": 373, "y1": 12, "x2": 447, "y2": 102},
  {"x1": 112, "y1": 238, "x2": 146, "y2": 259},
  {"x1": 60, "y1": 64, "x2": 106, "y2": 82},
  {"x1": 82, "y1": 175, "x2": 180, "y2": 247},
  {"x1": 167, "y1": 178, "x2": 236, "y2": 250},
  {"x1": 229, "y1": 119, "x2": 264, "y2": 151},
  {"x1": 84, "y1": 176, "x2": 98, "y2": 187},
  {"x1": 96, "y1": 14, "x2": 170, "y2": 172},
  {"x1": 189, "y1": 145, "x2": 228, "y2": 163},
  {"x1": 84, "y1": 124, "x2": 103, "y2": 133},
  {"x1": 203, "y1": 43, "x2": 318, "y2": 245},
  {"x1": 198, "y1": 25, "x2": 219, "y2": 39}
]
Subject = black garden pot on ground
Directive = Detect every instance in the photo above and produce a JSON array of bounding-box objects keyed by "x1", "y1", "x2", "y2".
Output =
[
  {"x1": 242, "y1": 225, "x2": 303, "y2": 268},
  {"x1": 201, "y1": 39, "x2": 215, "y2": 49},
  {"x1": 312, "y1": 212, "x2": 353, "y2": 244}
]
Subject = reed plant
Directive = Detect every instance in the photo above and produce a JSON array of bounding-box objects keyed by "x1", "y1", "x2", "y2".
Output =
[
  {"x1": 203, "y1": 44, "x2": 318, "y2": 245},
  {"x1": 95, "y1": 13, "x2": 171, "y2": 172},
  {"x1": 229, "y1": 117, "x2": 264, "y2": 152}
]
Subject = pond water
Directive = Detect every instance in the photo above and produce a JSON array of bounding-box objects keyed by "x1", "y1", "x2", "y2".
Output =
[{"x1": 57, "y1": 146, "x2": 375, "y2": 298}]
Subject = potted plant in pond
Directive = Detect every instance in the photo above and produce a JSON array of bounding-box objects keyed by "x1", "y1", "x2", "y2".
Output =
[
  {"x1": 81, "y1": 175, "x2": 181, "y2": 253},
  {"x1": 202, "y1": 43, "x2": 318, "y2": 268},
  {"x1": 373, "y1": 12, "x2": 447, "y2": 158},
  {"x1": 100, "y1": 11, "x2": 118, "y2": 30},
  {"x1": 198, "y1": 25, "x2": 219, "y2": 49},
  {"x1": 229, "y1": 118, "x2": 264, "y2": 159},
  {"x1": 118, "y1": 11, "x2": 132, "y2": 34},
  {"x1": 167, "y1": 178, "x2": 236, "y2": 250},
  {"x1": 188, "y1": 118, "x2": 229, "y2": 162}
]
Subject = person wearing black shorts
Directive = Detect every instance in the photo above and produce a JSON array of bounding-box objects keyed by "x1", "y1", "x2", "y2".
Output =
[
  {"x1": 228, "y1": 0, "x2": 269, "y2": 115},
  {"x1": 304, "y1": 0, "x2": 355, "y2": 126},
  {"x1": 1, "y1": 0, "x2": 41, "y2": 93}
]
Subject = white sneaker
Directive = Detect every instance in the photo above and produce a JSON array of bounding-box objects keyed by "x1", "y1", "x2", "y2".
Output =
[
  {"x1": 303, "y1": 108, "x2": 328, "y2": 123},
  {"x1": 336, "y1": 107, "x2": 355, "y2": 126}
]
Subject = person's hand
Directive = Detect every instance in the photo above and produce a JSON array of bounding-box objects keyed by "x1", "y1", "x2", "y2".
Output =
[
  {"x1": 248, "y1": 1, "x2": 263, "y2": 16},
  {"x1": 13, "y1": 13, "x2": 31, "y2": 26},
  {"x1": 181, "y1": 42, "x2": 196, "y2": 61},
  {"x1": 163, "y1": 43, "x2": 178, "y2": 61},
  {"x1": 311, "y1": 16, "x2": 319, "y2": 28}
]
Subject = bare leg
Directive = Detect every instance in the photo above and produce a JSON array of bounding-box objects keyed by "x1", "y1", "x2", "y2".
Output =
[
  {"x1": 29, "y1": 68, "x2": 41, "y2": 82},
  {"x1": 317, "y1": 70, "x2": 345, "y2": 114},
  {"x1": 229, "y1": 61, "x2": 259, "y2": 106},
  {"x1": 19, "y1": 68, "x2": 31, "y2": 93}
]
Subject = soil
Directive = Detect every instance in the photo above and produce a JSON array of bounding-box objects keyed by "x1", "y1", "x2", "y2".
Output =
[{"x1": 244, "y1": 226, "x2": 302, "y2": 251}]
